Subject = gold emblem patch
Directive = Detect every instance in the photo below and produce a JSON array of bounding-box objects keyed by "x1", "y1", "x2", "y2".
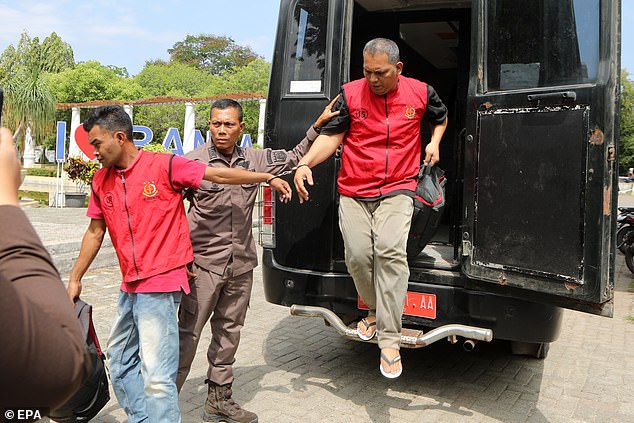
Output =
[
  {"x1": 405, "y1": 105, "x2": 416, "y2": 119},
  {"x1": 143, "y1": 181, "x2": 158, "y2": 197}
]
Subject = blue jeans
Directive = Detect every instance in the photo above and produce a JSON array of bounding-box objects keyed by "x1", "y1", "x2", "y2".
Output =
[{"x1": 107, "y1": 291, "x2": 182, "y2": 423}]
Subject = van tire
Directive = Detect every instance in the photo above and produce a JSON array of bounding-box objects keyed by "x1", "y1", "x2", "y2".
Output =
[
  {"x1": 510, "y1": 341, "x2": 550, "y2": 359},
  {"x1": 625, "y1": 251, "x2": 634, "y2": 274},
  {"x1": 617, "y1": 226, "x2": 634, "y2": 254}
]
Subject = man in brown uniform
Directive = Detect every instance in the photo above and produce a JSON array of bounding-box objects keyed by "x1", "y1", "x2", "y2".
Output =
[{"x1": 177, "y1": 98, "x2": 338, "y2": 423}]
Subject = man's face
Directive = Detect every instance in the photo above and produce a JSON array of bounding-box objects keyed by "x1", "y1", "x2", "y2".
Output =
[
  {"x1": 209, "y1": 107, "x2": 245, "y2": 155},
  {"x1": 88, "y1": 125, "x2": 123, "y2": 168},
  {"x1": 363, "y1": 52, "x2": 403, "y2": 96}
]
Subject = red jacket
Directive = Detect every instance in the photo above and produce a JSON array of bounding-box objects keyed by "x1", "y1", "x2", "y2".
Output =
[
  {"x1": 90, "y1": 151, "x2": 203, "y2": 283},
  {"x1": 338, "y1": 76, "x2": 431, "y2": 198}
]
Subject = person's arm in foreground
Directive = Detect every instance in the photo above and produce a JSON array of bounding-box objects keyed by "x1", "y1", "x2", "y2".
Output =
[{"x1": 0, "y1": 127, "x2": 90, "y2": 409}]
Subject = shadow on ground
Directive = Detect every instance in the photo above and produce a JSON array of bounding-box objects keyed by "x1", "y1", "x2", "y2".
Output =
[{"x1": 183, "y1": 314, "x2": 548, "y2": 423}]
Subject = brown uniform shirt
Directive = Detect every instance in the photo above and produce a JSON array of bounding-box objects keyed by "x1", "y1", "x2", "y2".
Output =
[{"x1": 185, "y1": 127, "x2": 319, "y2": 276}]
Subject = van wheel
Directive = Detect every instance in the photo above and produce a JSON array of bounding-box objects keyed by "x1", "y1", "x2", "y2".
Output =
[
  {"x1": 625, "y1": 251, "x2": 634, "y2": 274},
  {"x1": 510, "y1": 341, "x2": 550, "y2": 359}
]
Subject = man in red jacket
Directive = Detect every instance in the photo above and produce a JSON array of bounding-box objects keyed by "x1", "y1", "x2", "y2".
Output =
[
  {"x1": 294, "y1": 38, "x2": 448, "y2": 379},
  {"x1": 67, "y1": 105, "x2": 291, "y2": 423}
]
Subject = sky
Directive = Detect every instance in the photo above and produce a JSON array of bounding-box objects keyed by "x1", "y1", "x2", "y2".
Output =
[
  {"x1": 0, "y1": 0, "x2": 632, "y2": 77},
  {"x1": 0, "y1": 0, "x2": 282, "y2": 76}
]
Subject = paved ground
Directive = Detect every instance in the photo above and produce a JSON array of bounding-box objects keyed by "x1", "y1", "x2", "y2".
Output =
[{"x1": 21, "y1": 200, "x2": 634, "y2": 423}]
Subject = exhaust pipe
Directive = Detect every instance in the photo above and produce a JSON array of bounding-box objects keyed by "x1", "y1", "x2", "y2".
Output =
[
  {"x1": 290, "y1": 304, "x2": 493, "y2": 349},
  {"x1": 462, "y1": 339, "x2": 477, "y2": 352}
]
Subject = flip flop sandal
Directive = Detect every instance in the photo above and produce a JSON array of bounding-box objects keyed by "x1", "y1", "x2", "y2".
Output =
[
  {"x1": 380, "y1": 352, "x2": 402, "y2": 379},
  {"x1": 357, "y1": 318, "x2": 377, "y2": 341}
]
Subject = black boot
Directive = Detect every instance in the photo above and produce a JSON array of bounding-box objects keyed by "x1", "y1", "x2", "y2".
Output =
[{"x1": 203, "y1": 380, "x2": 258, "y2": 423}]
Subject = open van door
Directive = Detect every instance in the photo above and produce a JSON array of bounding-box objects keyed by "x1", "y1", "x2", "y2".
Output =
[
  {"x1": 264, "y1": 0, "x2": 352, "y2": 273},
  {"x1": 462, "y1": 0, "x2": 619, "y2": 317}
]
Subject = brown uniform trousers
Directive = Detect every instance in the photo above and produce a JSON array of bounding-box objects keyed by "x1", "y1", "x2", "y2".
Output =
[{"x1": 177, "y1": 127, "x2": 318, "y2": 388}]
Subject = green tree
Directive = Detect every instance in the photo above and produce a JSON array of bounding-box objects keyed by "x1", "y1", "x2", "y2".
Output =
[
  {"x1": 0, "y1": 30, "x2": 75, "y2": 161},
  {"x1": 135, "y1": 60, "x2": 216, "y2": 97},
  {"x1": 37, "y1": 32, "x2": 75, "y2": 73},
  {"x1": 3, "y1": 68, "x2": 56, "y2": 152},
  {"x1": 0, "y1": 32, "x2": 38, "y2": 84},
  {"x1": 168, "y1": 34, "x2": 261, "y2": 75},
  {"x1": 48, "y1": 60, "x2": 144, "y2": 103},
  {"x1": 215, "y1": 59, "x2": 271, "y2": 137},
  {"x1": 0, "y1": 31, "x2": 74, "y2": 84},
  {"x1": 620, "y1": 69, "x2": 634, "y2": 173},
  {"x1": 133, "y1": 61, "x2": 218, "y2": 141},
  {"x1": 217, "y1": 58, "x2": 271, "y2": 94},
  {"x1": 0, "y1": 44, "x2": 19, "y2": 83}
]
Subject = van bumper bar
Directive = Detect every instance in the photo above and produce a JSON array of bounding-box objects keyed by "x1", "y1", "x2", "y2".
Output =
[{"x1": 290, "y1": 304, "x2": 494, "y2": 349}]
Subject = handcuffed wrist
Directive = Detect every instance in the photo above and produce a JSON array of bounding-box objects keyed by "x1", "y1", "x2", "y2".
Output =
[{"x1": 293, "y1": 163, "x2": 310, "y2": 171}]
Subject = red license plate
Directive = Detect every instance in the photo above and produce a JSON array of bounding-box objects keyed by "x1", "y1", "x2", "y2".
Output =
[{"x1": 358, "y1": 292, "x2": 437, "y2": 319}]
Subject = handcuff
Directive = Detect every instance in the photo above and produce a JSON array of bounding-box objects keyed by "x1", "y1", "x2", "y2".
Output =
[{"x1": 266, "y1": 163, "x2": 310, "y2": 184}]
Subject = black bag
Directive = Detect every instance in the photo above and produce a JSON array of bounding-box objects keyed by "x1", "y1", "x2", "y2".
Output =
[
  {"x1": 407, "y1": 164, "x2": 446, "y2": 260},
  {"x1": 49, "y1": 300, "x2": 110, "y2": 422}
]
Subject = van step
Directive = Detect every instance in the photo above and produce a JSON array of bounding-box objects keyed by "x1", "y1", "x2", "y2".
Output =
[
  {"x1": 344, "y1": 324, "x2": 425, "y2": 347},
  {"x1": 290, "y1": 304, "x2": 493, "y2": 349}
]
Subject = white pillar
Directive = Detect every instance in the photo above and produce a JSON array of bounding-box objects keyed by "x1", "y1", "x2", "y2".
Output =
[
  {"x1": 183, "y1": 102, "x2": 196, "y2": 154},
  {"x1": 22, "y1": 124, "x2": 36, "y2": 168},
  {"x1": 69, "y1": 107, "x2": 86, "y2": 159},
  {"x1": 123, "y1": 104, "x2": 133, "y2": 122},
  {"x1": 257, "y1": 99, "x2": 267, "y2": 146}
]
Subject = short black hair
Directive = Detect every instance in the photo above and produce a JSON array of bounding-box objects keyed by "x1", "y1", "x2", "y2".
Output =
[
  {"x1": 83, "y1": 105, "x2": 133, "y2": 141},
  {"x1": 210, "y1": 99, "x2": 244, "y2": 122}
]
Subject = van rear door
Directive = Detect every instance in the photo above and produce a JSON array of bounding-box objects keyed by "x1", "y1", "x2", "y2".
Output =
[
  {"x1": 265, "y1": 0, "x2": 351, "y2": 272},
  {"x1": 462, "y1": 0, "x2": 619, "y2": 317}
]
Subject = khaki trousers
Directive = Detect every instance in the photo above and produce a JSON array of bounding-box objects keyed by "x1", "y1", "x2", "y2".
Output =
[
  {"x1": 177, "y1": 262, "x2": 253, "y2": 389},
  {"x1": 338, "y1": 194, "x2": 414, "y2": 350}
]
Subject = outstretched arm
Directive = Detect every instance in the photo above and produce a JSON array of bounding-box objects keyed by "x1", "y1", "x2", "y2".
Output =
[{"x1": 204, "y1": 166, "x2": 292, "y2": 202}]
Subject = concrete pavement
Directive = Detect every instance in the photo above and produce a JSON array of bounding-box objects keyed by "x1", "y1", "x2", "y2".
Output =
[{"x1": 19, "y1": 202, "x2": 634, "y2": 423}]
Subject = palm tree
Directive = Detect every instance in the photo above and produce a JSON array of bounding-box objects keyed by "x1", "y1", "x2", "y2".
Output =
[{"x1": 3, "y1": 67, "x2": 56, "y2": 167}]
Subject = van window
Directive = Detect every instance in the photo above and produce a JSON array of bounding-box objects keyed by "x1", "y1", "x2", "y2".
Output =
[
  {"x1": 285, "y1": 0, "x2": 328, "y2": 94},
  {"x1": 485, "y1": 0, "x2": 599, "y2": 91}
]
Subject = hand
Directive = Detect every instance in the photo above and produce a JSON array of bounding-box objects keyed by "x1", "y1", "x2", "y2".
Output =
[
  {"x1": 0, "y1": 127, "x2": 21, "y2": 206},
  {"x1": 293, "y1": 165, "x2": 313, "y2": 204},
  {"x1": 67, "y1": 280, "x2": 82, "y2": 304},
  {"x1": 269, "y1": 177, "x2": 292, "y2": 203},
  {"x1": 424, "y1": 142, "x2": 440, "y2": 166},
  {"x1": 186, "y1": 264, "x2": 197, "y2": 279},
  {"x1": 314, "y1": 95, "x2": 341, "y2": 129}
]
